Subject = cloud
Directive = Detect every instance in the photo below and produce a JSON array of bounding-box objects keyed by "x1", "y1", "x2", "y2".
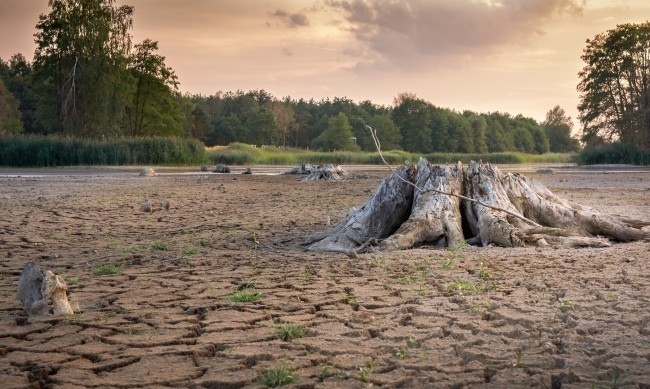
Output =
[
  {"x1": 272, "y1": 9, "x2": 310, "y2": 28},
  {"x1": 326, "y1": 0, "x2": 585, "y2": 69}
]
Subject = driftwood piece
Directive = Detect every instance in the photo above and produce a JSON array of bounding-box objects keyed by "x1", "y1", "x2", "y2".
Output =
[
  {"x1": 306, "y1": 159, "x2": 648, "y2": 252},
  {"x1": 302, "y1": 164, "x2": 347, "y2": 181},
  {"x1": 305, "y1": 163, "x2": 416, "y2": 252},
  {"x1": 17, "y1": 262, "x2": 74, "y2": 316}
]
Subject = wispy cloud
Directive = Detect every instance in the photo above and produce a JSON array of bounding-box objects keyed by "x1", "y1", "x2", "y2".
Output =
[{"x1": 272, "y1": 9, "x2": 310, "y2": 28}]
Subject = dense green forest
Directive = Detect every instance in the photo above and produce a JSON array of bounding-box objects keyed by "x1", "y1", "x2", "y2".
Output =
[{"x1": 0, "y1": 0, "x2": 648, "y2": 165}]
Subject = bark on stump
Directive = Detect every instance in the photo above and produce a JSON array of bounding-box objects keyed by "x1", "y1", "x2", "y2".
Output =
[
  {"x1": 17, "y1": 261, "x2": 74, "y2": 316},
  {"x1": 305, "y1": 159, "x2": 648, "y2": 253}
]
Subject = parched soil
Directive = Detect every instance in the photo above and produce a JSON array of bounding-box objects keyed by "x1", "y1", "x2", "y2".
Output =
[{"x1": 0, "y1": 166, "x2": 649, "y2": 388}]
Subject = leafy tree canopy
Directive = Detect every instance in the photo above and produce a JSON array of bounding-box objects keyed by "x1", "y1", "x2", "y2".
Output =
[{"x1": 578, "y1": 21, "x2": 650, "y2": 149}]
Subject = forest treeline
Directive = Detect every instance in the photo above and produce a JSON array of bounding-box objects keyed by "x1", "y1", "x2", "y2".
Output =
[
  {"x1": 0, "y1": 0, "x2": 648, "y2": 165},
  {"x1": 0, "y1": 0, "x2": 578, "y2": 156}
]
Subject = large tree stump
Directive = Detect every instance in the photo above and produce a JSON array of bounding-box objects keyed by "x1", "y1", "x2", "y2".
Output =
[
  {"x1": 17, "y1": 262, "x2": 74, "y2": 316},
  {"x1": 306, "y1": 159, "x2": 648, "y2": 252}
]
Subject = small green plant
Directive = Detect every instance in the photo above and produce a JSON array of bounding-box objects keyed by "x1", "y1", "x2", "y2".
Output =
[
  {"x1": 405, "y1": 335, "x2": 419, "y2": 348},
  {"x1": 151, "y1": 240, "x2": 168, "y2": 251},
  {"x1": 395, "y1": 276, "x2": 415, "y2": 285},
  {"x1": 251, "y1": 231, "x2": 259, "y2": 256},
  {"x1": 66, "y1": 276, "x2": 79, "y2": 286},
  {"x1": 182, "y1": 246, "x2": 197, "y2": 255},
  {"x1": 198, "y1": 238, "x2": 208, "y2": 246},
  {"x1": 260, "y1": 363, "x2": 297, "y2": 387},
  {"x1": 342, "y1": 287, "x2": 359, "y2": 308},
  {"x1": 477, "y1": 268, "x2": 493, "y2": 281},
  {"x1": 444, "y1": 279, "x2": 473, "y2": 295},
  {"x1": 357, "y1": 360, "x2": 374, "y2": 383},
  {"x1": 303, "y1": 266, "x2": 317, "y2": 277},
  {"x1": 441, "y1": 258, "x2": 454, "y2": 269},
  {"x1": 228, "y1": 289, "x2": 261, "y2": 303},
  {"x1": 93, "y1": 263, "x2": 122, "y2": 276},
  {"x1": 558, "y1": 299, "x2": 574, "y2": 312},
  {"x1": 275, "y1": 323, "x2": 305, "y2": 341},
  {"x1": 469, "y1": 302, "x2": 492, "y2": 315},
  {"x1": 370, "y1": 256, "x2": 387, "y2": 271},
  {"x1": 393, "y1": 347, "x2": 410, "y2": 358},
  {"x1": 318, "y1": 363, "x2": 333, "y2": 380},
  {"x1": 445, "y1": 241, "x2": 468, "y2": 259}
]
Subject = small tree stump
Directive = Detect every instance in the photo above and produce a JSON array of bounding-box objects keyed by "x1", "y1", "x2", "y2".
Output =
[
  {"x1": 213, "y1": 164, "x2": 231, "y2": 173},
  {"x1": 139, "y1": 168, "x2": 156, "y2": 177},
  {"x1": 302, "y1": 165, "x2": 347, "y2": 181},
  {"x1": 17, "y1": 262, "x2": 74, "y2": 316}
]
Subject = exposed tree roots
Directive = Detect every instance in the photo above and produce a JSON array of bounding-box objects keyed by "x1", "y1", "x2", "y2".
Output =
[{"x1": 305, "y1": 159, "x2": 648, "y2": 253}]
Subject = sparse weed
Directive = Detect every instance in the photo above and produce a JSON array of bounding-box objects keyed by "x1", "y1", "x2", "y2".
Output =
[
  {"x1": 441, "y1": 259, "x2": 454, "y2": 269},
  {"x1": 393, "y1": 347, "x2": 410, "y2": 358},
  {"x1": 228, "y1": 289, "x2": 261, "y2": 303},
  {"x1": 259, "y1": 363, "x2": 297, "y2": 387},
  {"x1": 151, "y1": 240, "x2": 168, "y2": 251},
  {"x1": 93, "y1": 263, "x2": 122, "y2": 276},
  {"x1": 405, "y1": 335, "x2": 419, "y2": 348},
  {"x1": 395, "y1": 276, "x2": 415, "y2": 285},
  {"x1": 303, "y1": 266, "x2": 317, "y2": 277},
  {"x1": 319, "y1": 363, "x2": 333, "y2": 380},
  {"x1": 558, "y1": 299, "x2": 574, "y2": 312},
  {"x1": 66, "y1": 276, "x2": 79, "y2": 286},
  {"x1": 182, "y1": 246, "x2": 197, "y2": 255},
  {"x1": 370, "y1": 256, "x2": 387, "y2": 271},
  {"x1": 357, "y1": 360, "x2": 374, "y2": 383},
  {"x1": 469, "y1": 302, "x2": 492, "y2": 315},
  {"x1": 444, "y1": 279, "x2": 474, "y2": 295},
  {"x1": 275, "y1": 323, "x2": 305, "y2": 341}
]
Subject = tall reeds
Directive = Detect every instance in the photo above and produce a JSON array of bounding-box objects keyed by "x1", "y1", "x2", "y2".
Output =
[{"x1": 0, "y1": 136, "x2": 208, "y2": 167}]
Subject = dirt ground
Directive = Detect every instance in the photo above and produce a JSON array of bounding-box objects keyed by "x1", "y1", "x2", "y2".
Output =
[{"x1": 0, "y1": 165, "x2": 649, "y2": 388}]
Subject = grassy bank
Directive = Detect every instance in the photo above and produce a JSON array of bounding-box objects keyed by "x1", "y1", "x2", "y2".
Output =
[
  {"x1": 0, "y1": 136, "x2": 208, "y2": 167},
  {"x1": 577, "y1": 143, "x2": 650, "y2": 165},
  {"x1": 208, "y1": 143, "x2": 575, "y2": 166}
]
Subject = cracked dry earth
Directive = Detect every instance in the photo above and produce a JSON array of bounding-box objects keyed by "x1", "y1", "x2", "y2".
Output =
[{"x1": 0, "y1": 166, "x2": 649, "y2": 388}]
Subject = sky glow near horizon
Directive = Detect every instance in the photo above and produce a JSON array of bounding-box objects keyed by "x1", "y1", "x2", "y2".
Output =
[{"x1": 0, "y1": 0, "x2": 648, "y2": 130}]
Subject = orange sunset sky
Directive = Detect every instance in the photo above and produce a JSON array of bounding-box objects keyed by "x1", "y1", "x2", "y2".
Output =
[{"x1": 1, "y1": 0, "x2": 648, "y2": 129}]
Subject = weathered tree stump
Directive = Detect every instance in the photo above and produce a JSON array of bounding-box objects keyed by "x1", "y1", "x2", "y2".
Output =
[
  {"x1": 302, "y1": 164, "x2": 347, "y2": 181},
  {"x1": 213, "y1": 164, "x2": 231, "y2": 173},
  {"x1": 285, "y1": 164, "x2": 315, "y2": 175},
  {"x1": 17, "y1": 262, "x2": 74, "y2": 316},
  {"x1": 139, "y1": 168, "x2": 156, "y2": 177},
  {"x1": 306, "y1": 159, "x2": 648, "y2": 253}
]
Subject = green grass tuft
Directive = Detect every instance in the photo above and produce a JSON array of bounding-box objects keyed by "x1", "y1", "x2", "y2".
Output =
[
  {"x1": 275, "y1": 323, "x2": 306, "y2": 341},
  {"x1": 93, "y1": 264, "x2": 122, "y2": 276},
  {"x1": 260, "y1": 364, "x2": 297, "y2": 387},
  {"x1": 228, "y1": 289, "x2": 261, "y2": 303}
]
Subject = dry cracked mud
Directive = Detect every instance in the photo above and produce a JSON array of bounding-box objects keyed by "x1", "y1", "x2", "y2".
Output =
[{"x1": 0, "y1": 165, "x2": 649, "y2": 388}]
